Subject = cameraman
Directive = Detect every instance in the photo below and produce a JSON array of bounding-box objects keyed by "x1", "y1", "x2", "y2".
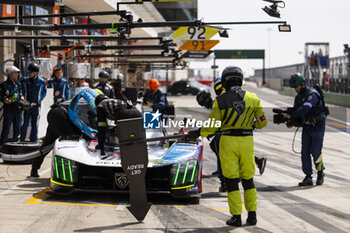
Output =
[
  {"x1": 0, "y1": 66, "x2": 23, "y2": 145},
  {"x1": 287, "y1": 73, "x2": 326, "y2": 186}
]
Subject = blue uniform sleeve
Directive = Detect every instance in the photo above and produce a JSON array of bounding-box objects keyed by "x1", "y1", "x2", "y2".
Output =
[
  {"x1": 40, "y1": 80, "x2": 47, "y2": 102},
  {"x1": 65, "y1": 81, "x2": 70, "y2": 100},
  {"x1": 48, "y1": 79, "x2": 53, "y2": 88},
  {"x1": 19, "y1": 82, "x2": 23, "y2": 98},
  {"x1": 21, "y1": 79, "x2": 27, "y2": 99},
  {"x1": 292, "y1": 92, "x2": 319, "y2": 118}
]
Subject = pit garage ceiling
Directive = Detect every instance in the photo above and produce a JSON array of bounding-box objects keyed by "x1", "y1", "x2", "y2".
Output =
[{"x1": 64, "y1": 0, "x2": 170, "y2": 37}]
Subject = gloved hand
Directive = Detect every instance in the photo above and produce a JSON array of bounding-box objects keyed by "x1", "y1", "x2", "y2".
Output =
[{"x1": 186, "y1": 129, "x2": 201, "y2": 140}]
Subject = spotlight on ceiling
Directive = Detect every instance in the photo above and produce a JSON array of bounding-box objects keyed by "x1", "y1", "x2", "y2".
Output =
[
  {"x1": 262, "y1": 0, "x2": 285, "y2": 18},
  {"x1": 219, "y1": 29, "x2": 229, "y2": 38},
  {"x1": 278, "y1": 24, "x2": 291, "y2": 32}
]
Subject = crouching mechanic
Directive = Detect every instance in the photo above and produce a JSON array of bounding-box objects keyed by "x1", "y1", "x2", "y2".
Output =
[
  {"x1": 143, "y1": 78, "x2": 168, "y2": 114},
  {"x1": 188, "y1": 66, "x2": 267, "y2": 227},
  {"x1": 28, "y1": 88, "x2": 141, "y2": 178},
  {"x1": 287, "y1": 73, "x2": 327, "y2": 186}
]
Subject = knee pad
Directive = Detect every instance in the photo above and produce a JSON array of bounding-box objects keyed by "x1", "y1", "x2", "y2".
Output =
[
  {"x1": 242, "y1": 178, "x2": 255, "y2": 190},
  {"x1": 225, "y1": 178, "x2": 240, "y2": 192}
]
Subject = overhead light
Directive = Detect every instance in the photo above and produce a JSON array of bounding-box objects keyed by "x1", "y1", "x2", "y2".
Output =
[
  {"x1": 219, "y1": 29, "x2": 229, "y2": 38},
  {"x1": 278, "y1": 24, "x2": 291, "y2": 32},
  {"x1": 262, "y1": 0, "x2": 285, "y2": 18}
]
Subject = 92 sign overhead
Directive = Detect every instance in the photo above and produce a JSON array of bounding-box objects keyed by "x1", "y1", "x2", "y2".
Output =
[{"x1": 170, "y1": 26, "x2": 220, "y2": 41}]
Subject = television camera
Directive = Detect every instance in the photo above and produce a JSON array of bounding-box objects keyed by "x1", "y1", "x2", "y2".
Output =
[{"x1": 273, "y1": 108, "x2": 303, "y2": 127}]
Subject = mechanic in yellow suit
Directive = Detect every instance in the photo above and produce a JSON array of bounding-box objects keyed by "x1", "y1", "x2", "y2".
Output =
[{"x1": 187, "y1": 66, "x2": 267, "y2": 227}]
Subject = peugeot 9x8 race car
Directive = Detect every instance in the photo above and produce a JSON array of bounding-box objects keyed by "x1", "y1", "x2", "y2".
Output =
[{"x1": 49, "y1": 89, "x2": 203, "y2": 200}]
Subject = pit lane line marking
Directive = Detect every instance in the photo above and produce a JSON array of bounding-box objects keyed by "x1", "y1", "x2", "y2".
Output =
[
  {"x1": 25, "y1": 187, "x2": 118, "y2": 207},
  {"x1": 24, "y1": 187, "x2": 235, "y2": 210},
  {"x1": 0, "y1": 167, "x2": 51, "y2": 200},
  {"x1": 25, "y1": 190, "x2": 231, "y2": 209}
]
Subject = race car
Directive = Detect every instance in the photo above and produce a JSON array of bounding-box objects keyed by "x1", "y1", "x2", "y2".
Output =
[{"x1": 50, "y1": 127, "x2": 203, "y2": 200}]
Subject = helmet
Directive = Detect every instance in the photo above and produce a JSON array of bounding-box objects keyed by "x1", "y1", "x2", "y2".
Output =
[
  {"x1": 214, "y1": 77, "x2": 224, "y2": 96},
  {"x1": 28, "y1": 63, "x2": 40, "y2": 73},
  {"x1": 148, "y1": 78, "x2": 159, "y2": 91},
  {"x1": 196, "y1": 90, "x2": 213, "y2": 109},
  {"x1": 289, "y1": 73, "x2": 305, "y2": 88},
  {"x1": 93, "y1": 88, "x2": 103, "y2": 95},
  {"x1": 118, "y1": 73, "x2": 124, "y2": 79},
  {"x1": 6, "y1": 66, "x2": 20, "y2": 76},
  {"x1": 98, "y1": 70, "x2": 109, "y2": 79},
  {"x1": 221, "y1": 66, "x2": 243, "y2": 89},
  {"x1": 95, "y1": 94, "x2": 109, "y2": 106}
]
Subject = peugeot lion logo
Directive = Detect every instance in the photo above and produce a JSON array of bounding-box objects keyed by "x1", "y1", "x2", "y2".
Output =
[{"x1": 115, "y1": 173, "x2": 129, "y2": 189}]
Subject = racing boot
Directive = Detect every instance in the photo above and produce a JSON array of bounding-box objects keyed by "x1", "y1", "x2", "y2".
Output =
[
  {"x1": 246, "y1": 211, "x2": 257, "y2": 225},
  {"x1": 27, "y1": 169, "x2": 39, "y2": 179},
  {"x1": 226, "y1": 215, "x2": 242, "y2": 227},
  {"x1": 298, "y1": 174, "x2": 313, "y2": 186},
  {"x1": 316, "y1": 171, "x2": 325, "y2": 185},
  {"x1": 256, "y1": 157, "x2": 267, "y2": 175},
  {"x1": 218, "y1": 182, "x2": 227, "y2": 192}
]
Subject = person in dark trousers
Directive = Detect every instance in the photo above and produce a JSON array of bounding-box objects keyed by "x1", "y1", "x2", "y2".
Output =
[
  {"x1": 20, "y1": 63, "x2": 47, "y2": 143},
  {"x1": 94, "y1": 70, "x2": 115, "y2": 98},
  {"x1": 287, "y1": 73, "x2": 327, "y2": 186},
  {"x1": 0, "y1": 66, "x2": 23, "y2": 145},
  {"x1": 48, "y1": 67, "x2": 70, "y2": 102},
  {"x1": 28, "y1": 100, "x2": 81, "y2": 178},
  {"x1": 189, "y1": 66, "x2": 268, "y2": 227}
]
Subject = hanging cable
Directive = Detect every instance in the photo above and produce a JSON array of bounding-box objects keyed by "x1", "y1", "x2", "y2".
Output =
[{"x1": 292, "y1": 127, "x2": 301, "y2": 154}]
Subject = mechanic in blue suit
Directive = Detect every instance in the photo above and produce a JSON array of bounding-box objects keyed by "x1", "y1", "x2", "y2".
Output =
[
  {"x1": 143, "y1": 78, "x2": 168, "y2": 119},
  {"x1": 287, "y1": 73, "x2": 327, "y2": 186},
  {"x1": 0, "y1": 66, "x2": 23, "y2": 145},
  {"x1": 48, "y1": 67, "x2": 70, "y2": 102},
  {"x1": 20, "y1": 63, "x2": 47, "y2": 143}
]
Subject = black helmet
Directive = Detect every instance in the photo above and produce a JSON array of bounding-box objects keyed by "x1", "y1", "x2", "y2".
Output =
[
  {"x1": 28, "y1": 63, "x2": 40, "y2": 73},
  {"x1": 289, "y1": 73, "x2": 305, "y2": 88},
  {"x1": 98, "y1": 70, "x2": 109, "y2": 79},
  {"x1": 221, "y1": 66, "x2": 243, "y2": 89},
  {"x1": 95, "y1": 94, "x2": 109, "y2": 106}
]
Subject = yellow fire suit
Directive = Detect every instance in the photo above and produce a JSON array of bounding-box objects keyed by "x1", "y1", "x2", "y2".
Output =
[{"x1": 201, "y1": 88, "x2": 267, "y2": 216}]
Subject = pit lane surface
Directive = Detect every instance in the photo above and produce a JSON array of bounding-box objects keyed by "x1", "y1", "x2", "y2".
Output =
[{"x1": 1, "y1": 82, "x2": 350, "y2": 233}]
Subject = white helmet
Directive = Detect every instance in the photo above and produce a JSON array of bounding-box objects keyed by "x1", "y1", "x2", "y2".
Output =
[{"x1": 6, "y1": 66, "x2": 20, "y2": 76}]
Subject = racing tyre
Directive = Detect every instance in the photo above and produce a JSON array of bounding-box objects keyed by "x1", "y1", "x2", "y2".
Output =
[{"x1": 1, "y1": 142, "x2": 41, "y2": 164}]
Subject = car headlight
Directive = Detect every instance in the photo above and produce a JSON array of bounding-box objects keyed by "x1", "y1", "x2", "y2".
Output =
[
  {"x1": 170, "y1": 159, "x2": 199, "y2": 188},
  {"x1": 52, "y1": 155, "x2": 77, "y2": 184}
]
